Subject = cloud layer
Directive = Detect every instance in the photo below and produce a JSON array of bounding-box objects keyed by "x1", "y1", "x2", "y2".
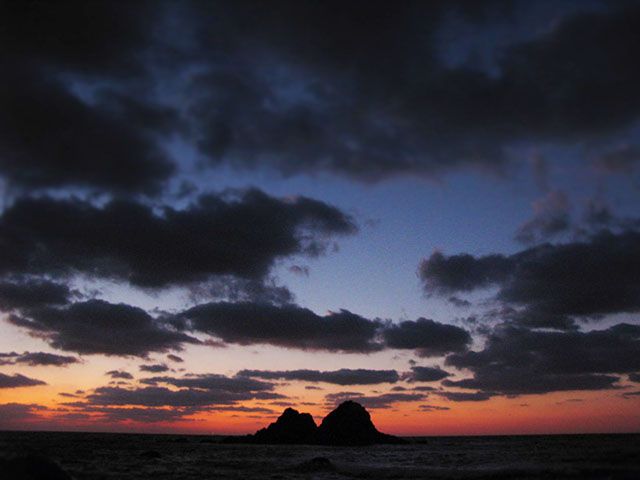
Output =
[
  {"x1": 4, "y1": 1, "x2": 640, "y2": 193},
  {"x1": 180, "y1": 303, "x2": 382, "y2": 353},
  {"x1": 9, "y1": 299, "x2": 198, "y2": 357},
  {"x1": 420, "y1": 230, "x2": 640, "y2": 328},
  {"x1": 0, "y1": 351, "x2": 78, "y2": 367},
  {"x1": 237, "y1": 369, "x2": 400, "y2": 385},
  {"x1": 0, "y1": 190, "x2": 355, "y2": 288},
  {"x1": 0, "y1": 372, "x2": 47, "y2": 389},
  {"x1": 180, "y1": 302, "x2": 472, "y2": 355},
  {"x1": 444, "y1": 323, "x2": 640, "y2": 396}
]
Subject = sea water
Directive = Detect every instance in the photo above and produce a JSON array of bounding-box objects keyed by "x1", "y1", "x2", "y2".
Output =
[{"x1": 1, "y1": 431, "x2": 639, "y2": 479}]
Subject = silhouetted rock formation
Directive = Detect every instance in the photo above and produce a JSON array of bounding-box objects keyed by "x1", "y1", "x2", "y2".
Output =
[
  {"x1": 316, "y1": 400, "x2": 402, "y2": 445},
  {"x1": 253, "y1": 407, "x2": 317, "y2": 444},
  {"x1": 235, "y1": 400, "x2": 403, "y2": 446},
  {"x1": 0, "y1": 454, "x2": 72, "y2": 480}
]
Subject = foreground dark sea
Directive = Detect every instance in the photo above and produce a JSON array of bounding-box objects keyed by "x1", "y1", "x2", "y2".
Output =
[{"x1": 1, "y1": 431, "x2": 639, "y2": 479}]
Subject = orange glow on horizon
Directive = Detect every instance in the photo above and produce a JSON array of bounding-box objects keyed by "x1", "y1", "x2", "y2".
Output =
[{"x1": 3, "y1": 382, "x2": 639, "y2": 436}]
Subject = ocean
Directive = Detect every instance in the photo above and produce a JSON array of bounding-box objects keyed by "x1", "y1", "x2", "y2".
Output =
[{"x1": 1, "y1": 431, "x2": 639, "y2": 479}]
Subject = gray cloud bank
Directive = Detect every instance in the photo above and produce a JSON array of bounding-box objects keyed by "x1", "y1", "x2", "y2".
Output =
[
  {"x1": 3, "y1": 1, "x2": 640, "y2": 194},
  {"x1": 420, "y1": 230, "x2": 640, "y2": 329}
]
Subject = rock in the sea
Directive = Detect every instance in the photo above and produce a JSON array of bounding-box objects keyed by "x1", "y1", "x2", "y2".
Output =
[
  {"x1": 0, "y1": 454, "x2": 72, "y2": 480},
  {"x1": 316, "y1": 400, "x2": 403, "y2": 445},
  {"x1": 246, "y1": 401, "x2": 403, "y2": 446},
  {"x1": 252, "y1": 407, "x2": 317, "y2": 444}
]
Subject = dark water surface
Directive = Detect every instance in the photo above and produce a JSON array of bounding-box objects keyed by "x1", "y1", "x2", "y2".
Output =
[{"x1": 1, "y1": 431, "x2": 639, "y2": 479}]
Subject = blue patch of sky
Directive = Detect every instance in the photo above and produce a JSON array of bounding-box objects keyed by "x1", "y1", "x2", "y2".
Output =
[
  {"x1": 169, "y1": 131, "x2": 637, "y2": 322},
  {"x1": 165, "y1": 134, "x2": 539, "y2": 320}
]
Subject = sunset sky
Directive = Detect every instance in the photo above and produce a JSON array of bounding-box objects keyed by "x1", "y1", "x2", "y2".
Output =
[{"x1": 1, "y1": 0, "x2": 639, "y2": 436}]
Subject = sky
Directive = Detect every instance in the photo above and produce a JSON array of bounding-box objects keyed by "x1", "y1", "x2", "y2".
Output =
[{"x1": 0, "y1": 0, "x2": 639, "y2": 436}]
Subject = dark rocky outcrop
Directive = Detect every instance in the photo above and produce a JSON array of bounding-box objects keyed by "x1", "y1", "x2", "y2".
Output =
[
  {"x1": 315, "y1": 400, "x2": 403, "y2": 445},
  {"x1": 252, "y1": 407, "x2": 317, "y2": 444},
  {"x1": 228, "y1": 400, "x2": 403, "y2": 446},
  {"x1": 0, "y1": 454, "x2": 72, "y2": 480}
]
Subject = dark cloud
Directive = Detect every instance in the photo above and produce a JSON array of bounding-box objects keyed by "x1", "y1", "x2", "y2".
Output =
[
  {"x1": 0, "y1": 191, "x2": 355, "y2": 288},
  {"x1": 555, "y1": 398, "x2": 584, "y2": 405},
  {"x1": 139, "y1": 364, "x2": 170, "y2": 373},
  {"x1": 498, "y1": 232, "x2": 640, "y2": 319},
  {"x1": 167, "y1": 354, "x2": 184, "y2": 363},
  {"x1": 493, "y1": 5, "x2": 640, "y2": 139},
  {"x1": 419, "y1": 251, "x2": 513, "y2": 293},
  {"x1": 0, "y1": 0, "x2": 158, "y2": 75},
  {"x1": 23, "y1": 352, "x2": 78, "y2": 367},
  {"x1": 4, "y1": 2, "x2": 640, "y2": 193},
  {"x1": 0, "y1": 403, "x2": 46, "y2": 426},
  {"x1": 9, "y1": 299, "x2": 199, "y2": 357},
  {"x1": 0, "y1": 279, "x2": 72, "y2": 310},
  {"x1": 181, "y1": 302, "x2": 381, "y2": 353},
  {"x1": 584, "y1": 199, "x2": 615, "y2": 226},
  {"x1": 191, "y1": 276, "x2": 294, "y2": 306},
  {"x1": 324, "y1": 391, "x2": 425, "y2": 409},
  {"x1": 580, "y1": 205, "x2": 640, "y2": 235},
  {"x1": 188, "y1": 1, "x2": 512, "y2": 181},
  {"x1": 593, "y1": 144, "x2": 640, "y2": 174},
  {"x1": 405, "y1": 366, "x2": 451, "y2": 382},
  {"x1": 444, "y1": 323, "x2": 640, "y2": 396},
  {"x1": 448, "y1": 296, "x2": 471, "y2": 308},
  {"x1": 288, "y1": 265, "x2": 310, "y2": 277},
  {"x1": 54, "y1": 403, "x2": 201, "y2": 424},
  {"x1": 0, "y1": 351, "x2": 79, "y2": 367},
  {"x1": 209, "y1": 405, "x2": 275, "y2": 413},
  {"x1": 381, "y1": 318, "x2": 472, "y2": 357},
  {"x1": 629, "y1": 373, "x2": 640, "y2": 383},
  {"x1": 412, "y1": 386, "x2": 438, "y2": 392},
  {"x1": 106, "y1": 370, "x2": 134, "y2": 380},
  {"x1": 7, "y1": 290, "x2": 469, "y2": 357},
  {"x1": 0, "y1": 73, "x2": 175, "y2": 195},
  {"x1": 86, "y1": 381, "x2": 284, "y2": 407},
  {"x1": 181, "y1": 301, "x2": 471, "y2": 355},
  {"x1": 0, "y1": 0, "x2": 176, "y2": 194},
  {"x1": 419, "y1": 404, "x2": 450, "y2": 411},
  {"x1": 222, "y1": 0, "x2": 638, "y2": 177},
  {"x1": 187, "y1": 2, "x2": 640, "y2": 181},
  {"x1": 444, "y1": 374, "x2": 617, "y2": 396},
  {"x1": 514, "y1": 191, "x2": 570, "y2": 245},
  {"x1": 139, "y1": 374, "x2": 276, "y2": 393},
  {"x1": 420, "y1": 230, "x2": 640, "y2": 322},
  {"x1": 622, "y1": 391, "x2": 640, "y2": 398},
  {"x1": 323, "y1": 391, "x2": 364, "y2": 403},
  {"x1": 0, "y1": 372, "x2": 47, "y2": 389},
  {"x1": 436, "y1": 391, "x2": 493, "y2": 402},
  {"x1": 237, "y1": 368, "x2": 400, "y2": 385},
  {"x1": 80, "y1": 406, "x2": 198, "y2": 424},
  {"x1": 496, "y1": 306, "x2": 578, "y2": 332}
]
